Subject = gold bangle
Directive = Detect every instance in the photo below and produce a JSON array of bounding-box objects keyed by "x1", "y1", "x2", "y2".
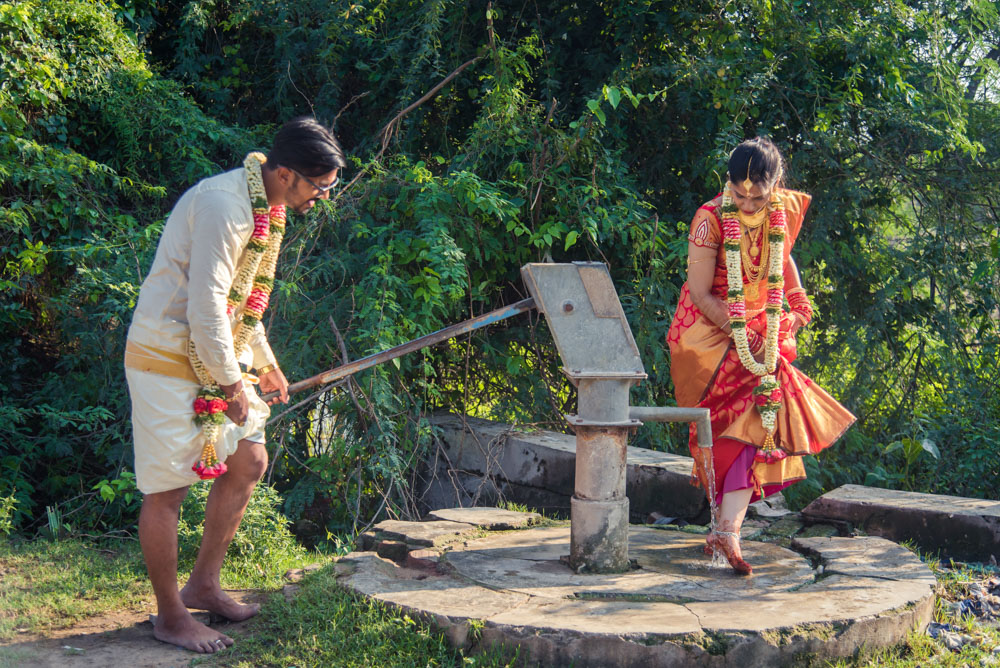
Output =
[
  {"x1": 257, "y1": 363, "x2": 278, "y2": 375},
  {"x1": 785, "y1": 287, "x2": 807, "y2": 296},
  {"x1": 226, "y1": 386, "x2": 245, "y2": 402}
]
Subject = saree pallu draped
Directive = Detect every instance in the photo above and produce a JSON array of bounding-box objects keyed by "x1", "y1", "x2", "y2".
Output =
[{"x1": 666, "y1": 189, "x2": 856, "y2": 503}]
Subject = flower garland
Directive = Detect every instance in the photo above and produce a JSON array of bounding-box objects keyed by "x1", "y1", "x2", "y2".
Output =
[
  {"x1": 721, "y1": 186, "x2": 787, "y2": 463},
  {"x1": 188, "y1": 152, "x2": 287, "y2": 479}
]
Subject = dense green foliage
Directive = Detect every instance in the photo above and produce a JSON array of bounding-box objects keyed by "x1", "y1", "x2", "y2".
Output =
[{"x1": 2, "y1": 0, "x2": 999, "y2": 538}]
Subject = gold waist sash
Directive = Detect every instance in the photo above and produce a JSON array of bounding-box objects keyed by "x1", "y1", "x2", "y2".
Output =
[{"x1": 124, "y1": 340, "x2": 198, "y2": 383}]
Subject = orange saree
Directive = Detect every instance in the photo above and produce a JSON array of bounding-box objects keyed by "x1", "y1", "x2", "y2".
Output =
[{"x1": 666, "y1": 189, "x2": 855, "y2": 503}]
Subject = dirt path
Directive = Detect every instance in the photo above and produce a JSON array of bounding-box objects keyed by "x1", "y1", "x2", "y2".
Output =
[{"x1": 0, "y1": 590, "x2": 264, "y2": 668}]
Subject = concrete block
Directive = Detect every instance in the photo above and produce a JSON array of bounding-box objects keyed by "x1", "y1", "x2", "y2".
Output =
[{"x1": 803, "y1": 484, "x2": 1000, "y2": 562}]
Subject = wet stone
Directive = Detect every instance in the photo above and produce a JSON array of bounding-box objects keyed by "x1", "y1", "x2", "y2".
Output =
[
  {"x1": 428, "y1": 506, "x2": 541, "y2": 529},
  {"x1": 765, "y1": 516, "x2": 805, "y2": 537},
  {"x1": 798, "y1": 523, "x2": 839, "y2": 538}
]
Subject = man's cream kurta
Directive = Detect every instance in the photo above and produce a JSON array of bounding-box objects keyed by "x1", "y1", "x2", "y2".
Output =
[{"x1": 126, "y1": 168, "x2": 276, "y2": 494}]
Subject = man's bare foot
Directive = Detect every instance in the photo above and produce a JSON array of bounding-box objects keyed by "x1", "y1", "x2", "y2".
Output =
[
  {"x1": 180, "y1": 582, "x2": 260, "y2": 622},
  {"x1": 153, "y1": 610, "x2": 234, "y2": 653}
]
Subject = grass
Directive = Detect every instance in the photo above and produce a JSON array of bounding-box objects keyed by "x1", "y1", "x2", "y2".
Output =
[
  {"x1": 829, "y1": 552, "x2": 1000, "y2": 667},
  {"x1": 10, "y1": 504, "x2": 999, "y2": 667},
  {"x1": 197, "y1": 564, "x2": 518, "y2": 668},
  {"x1": 0, "y1": 537, "x2": 151, "y2": 639}
]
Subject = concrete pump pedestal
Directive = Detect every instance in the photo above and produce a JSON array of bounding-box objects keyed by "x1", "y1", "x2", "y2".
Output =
[{"x1": 340, "y1": 510, "x2": 935, "y2": 667}]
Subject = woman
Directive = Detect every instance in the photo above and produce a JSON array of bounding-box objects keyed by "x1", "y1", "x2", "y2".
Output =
[{"x1": 666, "y1": 137, "x2": 855, "y2": 575}]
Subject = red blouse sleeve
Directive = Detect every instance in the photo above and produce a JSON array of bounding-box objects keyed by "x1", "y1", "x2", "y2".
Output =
[{"x1": 688, "y1": 202, "x2": 722, "y2": 250}]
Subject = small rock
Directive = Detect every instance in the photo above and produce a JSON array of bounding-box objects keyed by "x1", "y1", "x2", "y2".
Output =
[
  {"x1": 941, "y1": 631, "x2": 965, "y2": 651},
  {"x1": 749, "y1": 500, "x2": 792, "y2": 519},
  {"x1": 927, "y1": 621, "x2": 956, "y2": 639},
  {"x1": 765, "y1": 492, "x2": 789, "y2": 509}
]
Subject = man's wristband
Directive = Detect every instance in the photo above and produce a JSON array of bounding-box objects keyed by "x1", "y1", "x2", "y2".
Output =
[
  {"x1": 257, "y1": 363, "x2": 278, "y2": 376},
  {"x1": 226, "y1": 386, "x2": 245, "y2": 402}
]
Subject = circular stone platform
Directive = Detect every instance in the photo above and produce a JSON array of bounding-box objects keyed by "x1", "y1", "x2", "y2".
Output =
[{"x1": 338, "y1": 510, "x2": 935, "y2": 667}]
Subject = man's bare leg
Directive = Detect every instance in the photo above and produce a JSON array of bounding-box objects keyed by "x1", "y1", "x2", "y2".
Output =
[
  {"x1": 180, "y1": 438, "x2": 267, "y2": 621},
  {"x1": 139, "y1": 487, "x2": 234, "y2": 653}
]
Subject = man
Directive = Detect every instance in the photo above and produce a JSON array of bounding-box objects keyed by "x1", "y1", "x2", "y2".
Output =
[{"x1": 124, "y1": 117, "x2": 345, "y2": 653}]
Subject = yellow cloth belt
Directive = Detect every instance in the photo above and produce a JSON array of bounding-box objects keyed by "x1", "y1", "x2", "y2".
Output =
[{"x1": 124, "y1": 340, "x2": 199, "y2": 383}]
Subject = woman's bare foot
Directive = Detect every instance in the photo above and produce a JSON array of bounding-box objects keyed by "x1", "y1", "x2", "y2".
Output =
[
  {"x1": 180, "y1": 582, "x2": 260, "y2": 622},
  {"x1": 706, "y1": 530, "x2": 752, "y2": 575},
  {"x1": 153, "y1": 610, "x2": 234, "y2": 653}
]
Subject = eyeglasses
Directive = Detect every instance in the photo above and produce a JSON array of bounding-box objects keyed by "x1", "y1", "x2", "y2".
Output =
[{"x1": 290, "y1": 168, "x2": 339, "y2": 193}]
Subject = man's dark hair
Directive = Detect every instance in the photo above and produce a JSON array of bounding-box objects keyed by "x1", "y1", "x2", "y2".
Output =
[{"x1": 266, "y1": 116, "x2": 346, "y2": 177}]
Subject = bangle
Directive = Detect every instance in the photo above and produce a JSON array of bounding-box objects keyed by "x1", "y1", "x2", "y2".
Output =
[
  {"x1": 786, "y1": 289, "x2": 813, "y2": 326},
  {"x1": 226, "y1": 386, "x2": 245, "y2": 402},
  {"x1": 257, "y1": 363, "x2": 278, "y2": 375}
]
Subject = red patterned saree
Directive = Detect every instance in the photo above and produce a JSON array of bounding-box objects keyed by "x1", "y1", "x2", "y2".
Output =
[{"x1": 666, "y1": 189, "x2": 855, "y2": 503}]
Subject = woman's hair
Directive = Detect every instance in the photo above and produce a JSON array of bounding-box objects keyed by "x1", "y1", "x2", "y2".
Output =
[
  {"x1": 266, "y1": 116, "x2": 346, "y2": 177},
  {"x1": 727, "y1": 137, "x2": 784, "y2": 190}
]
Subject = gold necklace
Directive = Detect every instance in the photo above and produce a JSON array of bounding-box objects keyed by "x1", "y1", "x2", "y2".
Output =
[
  {"x1": 738, "y1": 208, "x2": 770, "y2": 300},
  {"x1": 737, "y1": 205, "x2": 768, "y2": 229}
]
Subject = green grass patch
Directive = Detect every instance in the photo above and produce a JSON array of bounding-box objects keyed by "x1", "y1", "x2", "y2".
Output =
[
  {"x1": 198, "y1": 565, "x2": 518, "y2": 668},
  {"x1": 0, "y1": 483, "x2": 322, "y2": 640},
  {"x1": 0, "y1": 537, "x2": 150, "y2": 640}
]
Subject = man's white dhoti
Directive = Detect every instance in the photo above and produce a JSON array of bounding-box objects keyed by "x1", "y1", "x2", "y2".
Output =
[{"x1": 126, "y1": 367, "x2": 269, "y2": 495}]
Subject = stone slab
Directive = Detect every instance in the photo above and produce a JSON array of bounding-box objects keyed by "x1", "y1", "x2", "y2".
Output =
[
  {"x1": 340, "y1": 552, "x2": 528, "y2": 619},
  {"x1": 792, "y1": 536, "x2": 937, "y2": 584},
  {"x1": 488, "y1": 597, "x2": 702, "y2": 636},
  {"x1": 427, "y1": 506, "x2": 541, "y2": 529},
  {"x1": 373, "y1": 519, "x2": 478, "y2": 547},
  {"x1": 688, "y1": 574, "x2": 933, "y2": 631},
  {"x1": 425, "y1": 414, "x2": 707, "y2": 521},
  {"x1": 802, "y1": 484, "x2": 1000, "y2": 562},
  {"x1": 340, "y1": 524, "x2": 936, "y2": 667}
]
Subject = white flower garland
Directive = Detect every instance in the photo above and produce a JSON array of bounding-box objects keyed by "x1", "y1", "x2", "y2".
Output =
[
  {"x1": 187, "y1": 152, "x2": 286, "y2": 478},
  {"x1": 721, "y1": 186, "x2": 787, "y2": 459}
]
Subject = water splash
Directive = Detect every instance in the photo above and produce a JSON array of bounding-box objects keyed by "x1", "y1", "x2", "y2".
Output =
[{"x1": 700, "y1": 446, "x2": 728, "y2": 569}]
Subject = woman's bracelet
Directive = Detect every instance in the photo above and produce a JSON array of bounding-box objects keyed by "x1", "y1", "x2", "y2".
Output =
[
  {"x1": 786, "y1": 289, "x2": 813, "y2": 325},
  {"x1": 226, "y1": 385, "x2": 245, "y2": 402}
]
